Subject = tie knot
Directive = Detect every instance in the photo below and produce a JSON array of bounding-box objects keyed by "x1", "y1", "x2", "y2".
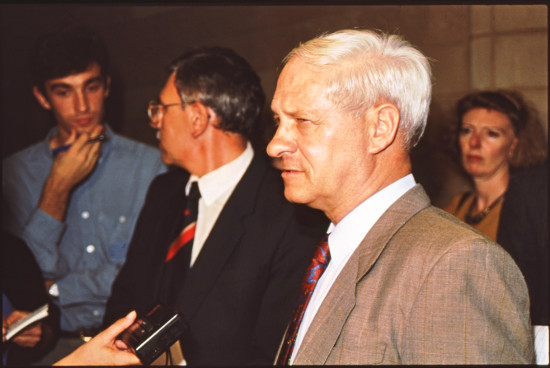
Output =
[{"x1": 188, "y1": 181, "x2": 200, "y2": 200}]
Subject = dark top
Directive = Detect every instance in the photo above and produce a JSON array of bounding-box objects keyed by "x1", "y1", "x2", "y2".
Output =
[
  {"x1": 104, "y1": 154, "x2": 328, "y2": 365},
  {"x1": 2, "y1": 232, "x2": 49, "y2": 310},
  {"x1": 497, "y1": 164, "x2": 548, "y2": 325},
  {"x1": 1, "y1": 232, "x2": 60, "y2": 364}
]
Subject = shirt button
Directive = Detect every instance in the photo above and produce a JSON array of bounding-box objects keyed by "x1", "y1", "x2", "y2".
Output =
[
  {"x1": 119, "y1": 216, "x2": 126, "y2": 224},
  {"x1": 86, "y1": 244, "x2": 95, "y2": 253},
  {"x1": 93, "y1": 310, "x2": 100, "y2": 317},
  {"x1": 81, "y1": 211, "x2": 90, "y2": 219}
]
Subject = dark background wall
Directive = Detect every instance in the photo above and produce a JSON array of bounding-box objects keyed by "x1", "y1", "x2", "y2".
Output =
[{"x1": 1, "y1": 4, "x2": 547, "y2": 207}]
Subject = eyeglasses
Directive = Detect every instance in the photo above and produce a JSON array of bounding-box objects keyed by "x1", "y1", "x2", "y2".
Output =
[{"x1": 147, "y1": 100, "x2": 182, "y2": 122}]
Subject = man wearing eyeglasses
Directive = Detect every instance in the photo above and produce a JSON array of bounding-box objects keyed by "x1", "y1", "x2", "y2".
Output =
[
  {"x1": 103, "y1": 46, "x2": 327, "y2": 365},
  {"x1": 2, "y1": 26, "x2": 166, "y2": 364}
]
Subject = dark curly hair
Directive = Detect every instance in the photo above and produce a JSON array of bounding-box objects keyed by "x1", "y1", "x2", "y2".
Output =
[
  {"x1": 30, "y1": 25, "x2": 109, "y2": 94},
  {"x1": 169, "y1": 47, "x2": 265, "y2": 141},
  {"x1": 451, "y1": 89, "x2": 547, "y2": 170}
]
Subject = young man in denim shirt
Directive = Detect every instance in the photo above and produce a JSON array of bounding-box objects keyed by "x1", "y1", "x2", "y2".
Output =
[{"x1": 2, "y1": 25, "x2": 166, "y2": 364}]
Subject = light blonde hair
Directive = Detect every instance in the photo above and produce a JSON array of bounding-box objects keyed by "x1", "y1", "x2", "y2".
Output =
[{"x1": 284, "y1": 29, "x2": 433, "y2": 150}]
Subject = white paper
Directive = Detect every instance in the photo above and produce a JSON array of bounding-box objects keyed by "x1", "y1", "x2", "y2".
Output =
[{"x1": 5, "y1": 303, "x2": 49, "y2": 341}]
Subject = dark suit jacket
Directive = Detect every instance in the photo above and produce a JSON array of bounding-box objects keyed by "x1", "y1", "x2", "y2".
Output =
[
  {"x1": 497, "y1": 164, "x2": 548, "y2": 325},
  {"x1": 104, "y1": 154, "x2": 327, "y2": 365}
]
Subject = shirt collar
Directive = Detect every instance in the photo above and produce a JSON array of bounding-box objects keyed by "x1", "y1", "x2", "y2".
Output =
[
  {"x1": 327, "y1": 173, "x2": 416, "y2": 267},
  {"x1": 187, "y1": 141, "x2": 254, "y2": 204}
]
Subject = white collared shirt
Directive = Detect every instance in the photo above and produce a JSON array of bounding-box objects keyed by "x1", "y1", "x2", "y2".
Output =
[
  {"x1": 185, "y1": 142, "x2": 254, "y2": 266},
  {"x1": 290, "y1": 174, "x2": 416, "y2": 364}
]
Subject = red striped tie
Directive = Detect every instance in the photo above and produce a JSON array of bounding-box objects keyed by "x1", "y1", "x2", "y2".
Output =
[
  {"x1": 165, "y1": 181, "x2": 200, "y2": 262},
  {"x1": 276, "y1": 235, "x2": 331, "y2": 365}
]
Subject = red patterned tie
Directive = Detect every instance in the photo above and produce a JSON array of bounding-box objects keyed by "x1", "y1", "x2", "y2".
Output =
[
  {"x1": 276, "y1": 235, "x2": 331, "y2": 365},
  {"x1": 165, "y1": 181, "x2": 200, "y2": 262}
]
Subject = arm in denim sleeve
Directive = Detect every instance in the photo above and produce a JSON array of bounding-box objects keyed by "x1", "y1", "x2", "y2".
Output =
[
  {"x1": 21, "y1": 208, "x2": 71, "y2": 279},
  {"x1": 3, "y1": 154, "x2": 71, "y2": 279}
]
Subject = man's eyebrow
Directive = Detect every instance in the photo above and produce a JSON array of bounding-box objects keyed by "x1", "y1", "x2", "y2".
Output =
[
  {"x1": 48, "y1": 82, "x2": 72, "y2": 91},
  {"x1": 84, "y1": 76, "x2": 104, "y2": 86},
  {"x1": 48, "y1": 76, "x2": 104, "y2": 91}
]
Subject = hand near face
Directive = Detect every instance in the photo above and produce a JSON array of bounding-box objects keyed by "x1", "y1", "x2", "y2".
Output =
[
  {"x1": 54, "y1": 311, "x2": 141, "y2": 366},
  {"x1": 50, "y1": 124, "x2": 104, "y2": 189},
  {"x1": 39, "y1": 124, "x2": 104, "y2": 221},
  {"x1": 5, "y1": 310, "x2": 43, "y2": 348}
]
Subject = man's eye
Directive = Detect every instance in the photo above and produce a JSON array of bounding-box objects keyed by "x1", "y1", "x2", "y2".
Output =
[
  {"x1": 487, "y1": 130, "x2": 500, "y2": 138},
  {"x1": 297, "y1": 118, "x2": 313, "y2": 124},
  {"x1": 54, "y1": 89, "x2": 71, "y2": 97},
  {"x1": 87, "y1": 83, "x2": 101, "y2": 92},
  {"x1": 459, "y1": 127, "x2": 471, "y2": 135}
]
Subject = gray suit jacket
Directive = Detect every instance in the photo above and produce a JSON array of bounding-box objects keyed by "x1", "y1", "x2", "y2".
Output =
[{"x1": 292, "y1": 185, "x2": 535, "y2": 365}]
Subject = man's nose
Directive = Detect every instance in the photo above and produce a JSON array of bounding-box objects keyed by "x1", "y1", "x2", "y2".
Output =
[
  {"x1": 74, "y1": 90, "x2": 89, "y2": 113},
  {"x1": 267, "y1": 123, "x2": 296, "y2": 158}
]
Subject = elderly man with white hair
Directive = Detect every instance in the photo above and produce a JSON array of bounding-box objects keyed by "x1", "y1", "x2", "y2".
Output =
[{"x1": 267, "y1": 29, "x2": 534, "y2": 365}]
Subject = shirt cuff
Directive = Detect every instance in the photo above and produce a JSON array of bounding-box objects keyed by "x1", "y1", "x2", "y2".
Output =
[{"x1": 24, "y1": 208, "x2": 66, "y2": 246}]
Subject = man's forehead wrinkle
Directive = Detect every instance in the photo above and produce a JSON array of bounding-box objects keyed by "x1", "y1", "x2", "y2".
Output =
[
  {"x1": 272, "y1": 58, "x2": 331, "y2": 119},
  {"x1": 273, "y1": 90, "x2": 306, "y2": 118}
]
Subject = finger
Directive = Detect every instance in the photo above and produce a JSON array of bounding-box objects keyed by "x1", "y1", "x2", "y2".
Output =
[
  {"x1": 114, "y1": 339, "x2": 131, "y2": 351},
  {"x1": 91, "y1": 124, "x2": 104, "y2": 138},
  {"x1": 80, "y1": 125, "x2": 104, "y2": 145},
  {"x1": 71, "y1": 130, "x2": 93, "y2": 150},
  {"x1": 77, "y1": 126, "x2": 104, "y2": 158},
  {"x1": 13, "y1": 334, "x2": 41, "y2": 347},
  {"x1": 19, "y1": 323, "x2": 43, "y2": 338},
  {"x1": 67, "y1": 128, "x2": 78, "y2": 144},
  {"x1": 97, "y1": 311, "x2": 137, "y2": 344},
  {"x1": 80, "y1": 140, "x2": 102, "y2": 169},
  {"x1": 6, "y1": 310, "x2": 29, "y2": 325}
]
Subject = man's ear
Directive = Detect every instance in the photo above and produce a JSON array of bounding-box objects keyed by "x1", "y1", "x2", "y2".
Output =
[
  {"x1": 32, "y1": 86, "x2": 52, "y2": 110},
  {"x1": 190, "y1": 102, "x2": 215, "y2": 138},
  {"x1": 103, "y1": 76, "x2": 111, "y2": 98},
  {"x1": 368, "y1": 103, "x2": 400, "y2": 154}
]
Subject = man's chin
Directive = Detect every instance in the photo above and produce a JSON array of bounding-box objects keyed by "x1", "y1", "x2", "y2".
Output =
[
  {"x1": 74, "y1": 123, "x2": 102, "y2": 135},
  {"x1": 283, "y1": 188, "x2": 309, "y2": 205},
  {"x1": 159, "y1": 151, "x2": 174, "y2": 166}
]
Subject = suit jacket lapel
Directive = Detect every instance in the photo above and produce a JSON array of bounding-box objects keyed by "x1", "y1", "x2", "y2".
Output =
[
  {"x1": 294, "y1": 185, "x2": 431, "y2": 364},
  {"x1": 155, "y1": 168, "x2": 191, "y2": 303},
  {"x1": 175, "y1": 155, "x2": 268, "y2": 320}
]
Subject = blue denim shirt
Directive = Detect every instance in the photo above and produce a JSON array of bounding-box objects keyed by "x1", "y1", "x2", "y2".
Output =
[{"x1": 2, "y1": 125, "x2": 167, "y2": 332}]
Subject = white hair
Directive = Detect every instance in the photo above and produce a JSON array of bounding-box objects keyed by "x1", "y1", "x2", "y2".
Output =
[{"x1": 284, "y1": 29, "x2": 432, "y2": 150}]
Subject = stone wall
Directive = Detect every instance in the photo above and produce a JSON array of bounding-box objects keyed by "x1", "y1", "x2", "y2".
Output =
[{"x1": 1, "y1": 4, "x2": 546, "y2": 206}]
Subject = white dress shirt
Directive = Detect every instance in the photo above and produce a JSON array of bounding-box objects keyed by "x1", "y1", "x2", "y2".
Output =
[
  {"x1": 290, "y1": 174, "x2": 416, "y2": 364},
  {"x1": 534, "y1": 325, "x2": 549, "y2": 365},
  {"x1": 185, "y1": 142, "x2": 253, "y2": 266}
]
